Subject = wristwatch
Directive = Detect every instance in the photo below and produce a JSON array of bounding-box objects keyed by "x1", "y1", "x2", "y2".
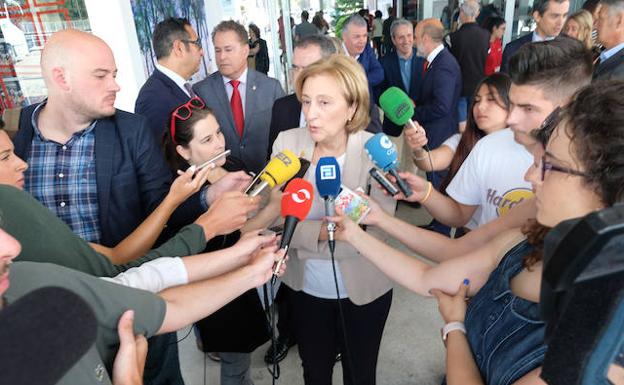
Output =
[{"x1": 442, "y1": 321, "x2": 466, "y2": 341}]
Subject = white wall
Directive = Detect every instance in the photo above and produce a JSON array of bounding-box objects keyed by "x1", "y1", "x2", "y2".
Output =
[{"x1": 84, "y1": 0, "x2": 145, "y2": 112}]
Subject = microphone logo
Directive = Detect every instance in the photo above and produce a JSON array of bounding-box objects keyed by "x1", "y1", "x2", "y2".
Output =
[
  {"x1": 380, "y1": 135, "x2": 393, "y2": 149},
  {"x1": 395, "y1": 102, "x2": 410, "y2": 120},
  {"x1": 319, "y1": 165, "x2": 337, "y2": 180},
  {"x1": 276, "y1": 152, "x2": 293, "y2": 166},
  {"x1": 291, "y1": 188, "x2": 312, "y2": 203}
]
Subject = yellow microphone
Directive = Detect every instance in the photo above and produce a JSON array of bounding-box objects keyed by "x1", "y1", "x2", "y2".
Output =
[{"x1": 245, "y1": 150, "x2": 301, "y2": 196}]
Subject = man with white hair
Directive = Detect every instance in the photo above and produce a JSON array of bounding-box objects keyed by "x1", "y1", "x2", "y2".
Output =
[
  {"x1": 594, "y1": 0, "x2": 624, "y2": 80},
  {"x1": 341, "y1": 14, "x2": 384, "y2": 99},
  {"x1": 445, "y1": 0, "x2": 490, "y2": 131}
]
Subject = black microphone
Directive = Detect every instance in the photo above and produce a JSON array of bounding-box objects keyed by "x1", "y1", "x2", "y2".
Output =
[{"x1": 0, "y1": 286, "x2": 98, "y2": 385}]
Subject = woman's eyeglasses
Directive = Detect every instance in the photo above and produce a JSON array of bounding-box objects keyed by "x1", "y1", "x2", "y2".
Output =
[
  {"x1": 541, "y1": 155, "x2": 590, "y2": 181},
  {"x1": 170, "y1": 97, "x2": 205, "y2": 144}
]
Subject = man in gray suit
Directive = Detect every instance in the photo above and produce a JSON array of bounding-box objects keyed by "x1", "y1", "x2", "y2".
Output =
[{"x1": 194, "y1": 20, "x2": 285, "y2": 175}]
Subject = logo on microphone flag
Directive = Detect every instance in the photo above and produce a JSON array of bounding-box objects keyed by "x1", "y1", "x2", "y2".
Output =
[
  {"x1": 291, "y1": 188, "x2": 312, "y2": 203},
  {"x1": 320, "y1": 165, "x2": 337, "y2": 180}
]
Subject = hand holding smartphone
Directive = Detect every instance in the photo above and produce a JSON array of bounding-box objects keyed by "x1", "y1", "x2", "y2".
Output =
[{"x1": 334, "y1": 185, "x2": 371, "y2": 224}]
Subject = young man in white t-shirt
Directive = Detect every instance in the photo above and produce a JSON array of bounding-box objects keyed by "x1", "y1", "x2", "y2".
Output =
[{"x1": 392, "y1": 37, "x2": 593, "y2": 234}]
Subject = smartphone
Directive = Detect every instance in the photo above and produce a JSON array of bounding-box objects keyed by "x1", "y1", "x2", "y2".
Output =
[
  {"x1": 193, "y1": 149, "x2": 231, "y2": 172},
  {"x1": 369, "y1": 167, "x2": 399, "y2": 196},
  {"x1": 335, "y1": 185, "x2": 371, "y2": 224},
  {"x1": 281, "y1": 158, "x2": 311, "y2": 191}
]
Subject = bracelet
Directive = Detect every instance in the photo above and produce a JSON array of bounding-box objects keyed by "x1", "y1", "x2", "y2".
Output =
[
  {"x1": 420, "y1": 182, "x2": 433, "y2": 203},
  {"x1": 412, "y1": 151, "x2": 428, "y2": 161},
  {"x1": 442, "y1": 321, "x2": 466, "y2": 341}
]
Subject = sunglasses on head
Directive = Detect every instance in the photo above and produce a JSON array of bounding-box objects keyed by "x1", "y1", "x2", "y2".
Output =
[{"x1": 170, "y1": 97, "x2": 205, "y2": 144}]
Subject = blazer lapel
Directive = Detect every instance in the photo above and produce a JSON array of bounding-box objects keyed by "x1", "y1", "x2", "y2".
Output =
[
  {"x1": 342, "y1": 131, "x2": 367, "y2": 189},
  {"x1": 243, "y1": 70, "x2": 257, "y2": 136},
  {"x1": 596, "y1": 49, "x2": 624, "y2": 77},
  {"x1": 94, "y1": 118, "x2": 115, "y2": 236},
  {"x1": 154, "y1": 69, "x2": 189, "y2": 102},
  {"x1": 213, "y1": 74, "x2": 238, "y2": 141}
]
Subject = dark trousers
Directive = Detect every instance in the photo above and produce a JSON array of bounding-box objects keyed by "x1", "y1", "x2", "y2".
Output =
[
  {"x1": 292, "y1": 290, "x2": 393, "y2": 385},
  {"x1": 276, "y1": 283, "x2": 296, "y2": 341},
  {"x1": 143, "y1": 333, "x2": 185, "y2": 385}
]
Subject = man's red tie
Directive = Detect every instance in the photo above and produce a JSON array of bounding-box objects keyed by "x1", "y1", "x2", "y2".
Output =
[
  {"x1": 230, "y1": 80, "x2": 244, "y2": 137},
  {"x1": 423, "y1": 60, "x2": 430, "y2": 75}
]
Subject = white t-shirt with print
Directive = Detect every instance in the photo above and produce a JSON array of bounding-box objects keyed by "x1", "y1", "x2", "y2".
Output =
[{"x1": 446, "y1": 128, "x2": 533, "y2": 228}]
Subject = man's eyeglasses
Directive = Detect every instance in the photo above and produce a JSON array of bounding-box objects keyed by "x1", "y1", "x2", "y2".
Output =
[
  {"x1": 170, "y1": 97, "x2": 205, "y2": 144},
  {"x1": 182, "y1": 38, "x2": 202, "y2": 49},
  {"x1": 541, "y1": 155, "x2": 590, "y2": 181}
]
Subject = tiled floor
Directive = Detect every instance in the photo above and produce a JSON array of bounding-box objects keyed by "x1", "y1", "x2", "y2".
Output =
[{"x1": 178, "y1": 202, "x2": 447, "y2": 385}]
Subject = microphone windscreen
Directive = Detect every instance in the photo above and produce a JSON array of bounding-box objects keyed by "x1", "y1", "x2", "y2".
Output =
[
  {"x1": 261, "y1": 150, "x2": 301, "y2": 187},
  {"x1": 379, "y1": 86, "x2": 414, "y2": 126},
  {"x1": 281, "y1": 178, "x2": 314, "y2": 221},
  {"x1": 364, "y1": 133, "x2": 399, "y2": 172},
  {"x1": 315, "y1": 157, "x2": 341, "y2": 198},
  {"x1": 0, "y1": 286, "x2": 98, "y2": 385}
]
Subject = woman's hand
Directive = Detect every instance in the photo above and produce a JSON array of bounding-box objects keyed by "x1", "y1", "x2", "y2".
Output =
[
  {"x1": 231, "y1": 230, "x2": 278, "y2": 262},
  {"x1": 404, "y1": 121, "x2": 429, "y2": 153},
  {"x1": 355, "y1": 191, "x2": 387, "y2": 226},
  {"x1": 430, "y1": 279, "x2": 470, "y2": 324},
  {"x1": 326, "y1": 212, "x2": 364, "y2": 244},
  {"x1": 388, "y1": 172, "x2": 431, "y2": 202},
  {"x1": 248, "y1": 244, "x2": 287, "y2": 286},
  {"x1": 205, "y1": 171, "x2": 253, "y2": 204},
  {"x1": 169, "y1": 165, "x2": 211, "y2": 206},
  {"x1": 265, "y1": 186, "x2": 284, "y2": 209}
]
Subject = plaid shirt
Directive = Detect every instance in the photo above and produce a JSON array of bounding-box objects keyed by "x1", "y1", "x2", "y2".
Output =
[{"x1": 24, "y1": 102, "x2": 102, "y2": 243}]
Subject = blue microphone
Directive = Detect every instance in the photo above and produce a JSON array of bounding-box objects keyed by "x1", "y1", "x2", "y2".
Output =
[
  {"x1": 316, "y1": 157, "x2": 341, "y2": 253},
  {"x1": 364, "y1": 133, "x2": 413, "y2": 197}
]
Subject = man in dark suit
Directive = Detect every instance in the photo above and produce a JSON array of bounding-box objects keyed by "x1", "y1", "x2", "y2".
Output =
[
  {"x1": 501, "y1": 0, "x2": 569, "y2": 72},
  {"x1": 446, "y1": 0, "x2": 490, "y2": 131},
  {"x1": 412, "y1": 19, "x2": 462, "y2": 235},
  {"x1": 594, "y1": 0, "x2": 624, "y2": 81},
  {"x1": 341, "y1": 14, "x2": 385, "y2": 101},
  {"x1": 194, "y1": 21, "x2": 285, "y2": 175},
  {"x1": 135, "y1": 17, "x2": 203, "y2": 141},
  {"x1": 412, "y1": 19, "x2": 461, "y2": 156},
  {"x1": 13, "y1": 29, "x2": 251, "y2": 385},
  {"x1": 377, "y1": 18, "x2": 425, "y2": 137}
]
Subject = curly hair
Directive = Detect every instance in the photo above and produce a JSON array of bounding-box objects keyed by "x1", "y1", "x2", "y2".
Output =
[
  {"x1": 523, "y1": 81, "x2": 624, "y2": 267},
  {"x1": 562, "y1": 80, "x2": 624, "y2": 207}
]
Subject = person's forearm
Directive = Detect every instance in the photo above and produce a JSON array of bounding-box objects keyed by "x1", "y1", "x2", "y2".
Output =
[
  {"x1": 157, "y1": 265, "x2": 257, "y2": 333},
  {"x1": 422, "y1": 190, "x2": 473, "y2": 228},
  {"x1": 106, "y1": 194, "x2": 180, "y2": 264},
  {"x1": 376, "y1": 214, "x2": 464, "y2": 262},
  {"x1": 445, "y1": 331, "x2": 484, "y2": 385},
  {"x1": 413, "y1": 146, "x2": 454, "y2": 172},
  {"x1": 413, "y1": 149, "x2": 435, "y2": 171},
  {"x1": 343, "y1": 225, "x2": 433, "y2": 295},
  {"x1": 241, "y1": 202, "x2": 280, "y2": 233},
  {"x1": 182, "y1": 247, "x2": 246, "y2": 282}
]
